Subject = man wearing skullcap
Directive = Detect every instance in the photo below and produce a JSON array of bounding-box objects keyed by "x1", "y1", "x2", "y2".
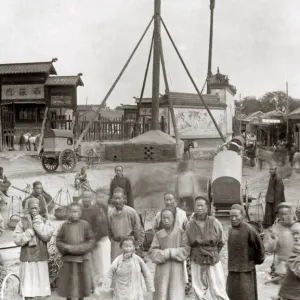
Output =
[
  {"x1": 264, "y1": 202, "x2": 296, "y2": 278},
  {"x1": 13, "y1": 197, "x2": 54, "y2": 299},
  {"x1": 108, "y1": 187, "x2": 144, "y2": 261},
  {"x1": 263, "y1": 165, "x2": 285, "y2": 228},
  {"x1": 22, "y1": 181, "x2": 52, "y2": 218},
  {"x1": 109, "y1": 165, "x2": 134, "y2": 208},
  {"x1": 227, "y1": 204, "x2": 265, "y2": 300}
]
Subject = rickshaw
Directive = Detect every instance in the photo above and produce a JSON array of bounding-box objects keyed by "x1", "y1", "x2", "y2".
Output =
[{"x1": 41, "y1": 129, "x2": 77, "y2": 173}]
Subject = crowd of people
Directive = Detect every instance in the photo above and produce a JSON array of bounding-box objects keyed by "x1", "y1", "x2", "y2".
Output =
[{"x1": 0, "y1": 163, "x2": 299, "y2": 300}]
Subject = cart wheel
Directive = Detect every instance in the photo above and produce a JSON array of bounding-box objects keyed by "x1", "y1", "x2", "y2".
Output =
[
  {"x1": 41, "y1": 157, "x2": 59, "y2": 173},
  {"x1": 59, "y1": 149, "x2": 77, "y2": 172}
]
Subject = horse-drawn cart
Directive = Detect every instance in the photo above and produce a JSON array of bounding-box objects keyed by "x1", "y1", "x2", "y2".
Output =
[{"x1": 41, "y1": 129, "x2": 78, "y2": 173}]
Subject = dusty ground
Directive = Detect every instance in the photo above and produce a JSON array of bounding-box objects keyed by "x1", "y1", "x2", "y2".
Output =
[{"x1": 1, "y1": 151, "x2": 299, "y2": 299}]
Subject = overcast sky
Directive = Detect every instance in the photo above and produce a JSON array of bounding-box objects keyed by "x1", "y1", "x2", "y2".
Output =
[{"x1": 0, "y1": 0, "x2": 299, "y2": 107}]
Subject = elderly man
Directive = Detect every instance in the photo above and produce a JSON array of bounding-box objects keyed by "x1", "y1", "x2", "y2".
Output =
[
  {"x1": 153, "y1": 192, "x2": 188, "y2": 234},
  {"x1": 263, "y1": 165, "x2": 285, "y2": 228},
  {"x1": 227, "y1": 204, "x2": 265, "y2": 300},
  {"x1": 108, "y1": 187, "x2": 144, "y2": 261},
  {"x1": 109, "y1": 165, "x2": 133, "y2": 208},
  {"x1": 186, "y1": 197, "x2": 229, "y2": 300},
  {"x1": 264, "y1": 202, "x2": 295, "y2": 277}
]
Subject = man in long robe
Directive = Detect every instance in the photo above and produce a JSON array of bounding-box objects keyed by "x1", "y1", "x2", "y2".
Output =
[
  {"x1": 152, "y1": 192, "x2": 188, "y2": 234},
  {"x1": 23, "y1": 181, "x2": 52, "y2": 218},
  {"x1": 150, "y1": 209, "x2": 190, "y2": 300},
  {"x1": 13, "y1": 198, "x2": 54, "y2": 299},
  {"x1": 186, "y1": 197, "x2": 229, "y2": 300},
  {"x1": 108, "y1": 187, "x2": 144, "y2": 261},
  {"x1": 227, "y1": 204, "x2": 265, "y2": 300},
  {"x1": 263, "y1": 165, "x2": 285, "y2": 228},
  {"x1": 278, "y1": 221, "x2": 300, "y2": 300},
  {"x1": 109, "y1": 165, "x2": 133, "y2": 208},
  {"x1": 264, "y1": 203, "x2": 295, "y2": 277}
]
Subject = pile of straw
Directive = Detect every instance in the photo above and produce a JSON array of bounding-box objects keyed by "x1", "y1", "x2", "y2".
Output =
[{"x1": 47, "y1": 235, "x2": 63, "y2": 288}]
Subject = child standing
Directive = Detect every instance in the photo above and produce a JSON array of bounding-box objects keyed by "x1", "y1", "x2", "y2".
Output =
[
  {"x1": 101, "y1": 236, "x2": 154, "y2": 300},
  {"x1": 56, "y1": 203, "x2": 95, "y2": 300},
  {"x1": 12, "y1": 197, "x2": 54, "y2": 300}
]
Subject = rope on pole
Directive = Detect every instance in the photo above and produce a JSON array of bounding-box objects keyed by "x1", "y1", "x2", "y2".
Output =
[
  {"x1": 160, "y1": 39, "x2": 181, "y2": 157},
  {"x1": 160, "y1": 16, "x2": 226, "y2": 143},
  {"x1": 134, "y1": 31, "x2": 155, "y2": 136},
  {"x1": 75, "y1": 16, "x2": 154, "y2": 149}
]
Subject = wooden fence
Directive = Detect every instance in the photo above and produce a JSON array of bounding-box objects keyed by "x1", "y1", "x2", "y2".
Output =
[{"x1": 47, "y1": 116, "x2": 163, "y2": 141}]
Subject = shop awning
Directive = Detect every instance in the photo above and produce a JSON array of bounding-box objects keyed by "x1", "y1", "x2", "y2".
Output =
[{"x1": 0, "y1": 100, "x2": 45, "y2": 105}]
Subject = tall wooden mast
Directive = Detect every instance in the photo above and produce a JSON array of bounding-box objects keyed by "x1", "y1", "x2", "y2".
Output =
[
  {"x1": 151, "y1": 0, "x2": 161, "y2": 130},
  {"x1": 207, "y1": 0, "x2": 215, "y2": 94}
]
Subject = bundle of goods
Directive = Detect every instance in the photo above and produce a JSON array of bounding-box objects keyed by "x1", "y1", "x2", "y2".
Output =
[{"x1": 47, "y1": 234, "x2": 63, "y2": 288}]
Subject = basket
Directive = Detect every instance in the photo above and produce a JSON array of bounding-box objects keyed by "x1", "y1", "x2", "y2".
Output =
[
  {"x1": 54, "y1": 207, "x2": 67, "y2": 220},
  {"x1": 7, "y1": 215, "x2": 21, "y2": 230}
]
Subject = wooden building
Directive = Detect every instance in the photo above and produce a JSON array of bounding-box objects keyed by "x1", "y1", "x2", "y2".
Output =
[{"x1": 0, "y1": 59, "x2": 83, "y2": 147}]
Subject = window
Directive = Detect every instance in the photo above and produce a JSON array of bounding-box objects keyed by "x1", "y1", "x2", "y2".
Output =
[{"x1": 16, "y1": 106, "x2": 45, "y2": 122}]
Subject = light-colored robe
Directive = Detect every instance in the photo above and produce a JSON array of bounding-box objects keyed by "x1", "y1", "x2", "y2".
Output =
[
  {"x1": 149, "y1": 227, "x2": 190, "y2": 300},
  {"x1": 264, "y1": 222, "x2": 294, "y2": 275},
  {"x1": 152, "y1": 207, "x2": 187, "y2": 234},
  {"x1": 108, "y1": 205, "x2": 145, "y2": 261},
  {"x1": 13, "y1": 216, "x2": 54, "y2": 297},
  {"x1": 102, "y1": 253, "x2": 154, "y2": 300}
]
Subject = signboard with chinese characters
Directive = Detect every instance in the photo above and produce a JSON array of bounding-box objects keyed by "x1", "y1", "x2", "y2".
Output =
[
  {"x1": 1, "y1": 84, "x2": 44, "y2": 100},
  {"x1": 261, "y1": 118, "x2": 281, "y2": 124},
  {"x1": 50, "y1": 95, "x2": 72, "y2": 107},
  {"x1": 140, "y1": 107, "x2": 152, "y2": 116}
]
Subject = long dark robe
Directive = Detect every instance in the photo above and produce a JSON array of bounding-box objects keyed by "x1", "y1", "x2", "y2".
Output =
[
  {"x1": 263, "y1": 174, "x2": 285, "y2": 228},
  {"x1": 56, "y1": 219, "x2": 95, "y2": 299},
  {"x1": 109, "y1": 175, "x2": 133, "y2": 208},
  {"x1": 227, "y1": 222, "x2": 265, "y2": 300}
]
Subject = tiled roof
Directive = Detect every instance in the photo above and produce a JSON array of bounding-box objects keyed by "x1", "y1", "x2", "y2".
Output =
[
  {"x1": 207, "y1": 70, "x2": 237, "y2": 94},
  {"x1": 164, "y1": 92, "x2": 226, "y2": 108},
  {"x1": 0, "y1": 61, "x2": 57, "y2": 75},
  {"x1": 45, "y1": 76, "x2": 84, "y2": 87},
  {"x1": 290, "y1": 107, "x2": 300, "y2": 115},
  {"x1": 264, "y1": 110, "x2": 285, "y2": 117}
]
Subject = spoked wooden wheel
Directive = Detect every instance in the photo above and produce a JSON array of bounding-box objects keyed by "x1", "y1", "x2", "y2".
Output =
[
  {"x1": 42, "y1": 157, "x2": 59, "y2": 173},
  {"x1": 59, "y1": 149, "x2": 77, "y2": 172}
]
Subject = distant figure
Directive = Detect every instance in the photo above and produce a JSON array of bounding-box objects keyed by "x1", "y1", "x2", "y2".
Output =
[
  {"x1": 109, "y1": 165, "x2": 133, "y2": 208},
  {"x1": 227, "y1": 204, "x2": 265, "y2": 300},
  {"x1": 23, "y1": 181, "x2": 52, "y2": 218},
  {"x1": 278, "y1": 222, "x2": 300, "y2": 300},
  {"x1": 0, "y1": 166, "x2": 11, "y2": 197},
  {"x1": 75, "y1": 166, "x2": 91, "y2": 194},
  {"x1": 150, "y1": 209, "x2": 190, "y2": 300},
  {"x1": 263, "y1": 165, "x2": 285, "y2": 228},
  {"x1": 108, "y1": 187, "x2": 144, "y2": 261},
  {"x1": 183, "y1": 140, "x2": 194, "y2": 160}
]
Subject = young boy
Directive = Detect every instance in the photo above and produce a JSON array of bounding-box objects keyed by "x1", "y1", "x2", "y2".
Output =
[
  {"x1": 56, "y1": 203, "x2": 95, "y2": 300},
  {"x1": 102, "y1": 236, "x2": 154, "y2": 300},
  {"x1": 12, "y1": 197, "x2": 54, "y2": 300}
]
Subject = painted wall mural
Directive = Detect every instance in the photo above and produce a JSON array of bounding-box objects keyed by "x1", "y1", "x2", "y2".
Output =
[{"x1": 170, "y1": 108, "x2": 226, "y2": 138}]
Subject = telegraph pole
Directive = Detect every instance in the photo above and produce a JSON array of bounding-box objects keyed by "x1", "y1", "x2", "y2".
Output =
[
  {"x1": 286, "y1": 81, "x2": 289, "y2": 142},
  {"x1": 151, "y1": 0, "x2": 161, "y2": 130},
  {"x1": 207, "y1": 0, "x2": 215, "y2": 94}
]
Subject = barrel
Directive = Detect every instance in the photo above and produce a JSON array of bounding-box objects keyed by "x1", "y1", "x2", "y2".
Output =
[{"x1": 212, "y1": 150, "x2": 242, "y2": 210}]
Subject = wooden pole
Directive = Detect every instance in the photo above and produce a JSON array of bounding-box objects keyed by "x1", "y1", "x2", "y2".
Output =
[
  {"x1": 151, "y1": 0, "x2": 161, "y2": 130},
  {"x1": 74, "y1": 17, "x2": 154, "y2": 149},
  {"x1": 37, "y1": 106, "x2": 49, "y2": 155},
  {"x1": 160, "y1": 40, "x2": 181, "y2": 156},
  {"x1": 0, "y1": 105, "x2": 2, "y2": 152},
  {"x1": 207, "y1": 0, "x2": 215, "y2": 94},
  {"x1": 160, "y1": 16, "x2": 226, "y2": 142},
  {"x1": 286, "y1": 82, "x2": 289, "y2": 142}
]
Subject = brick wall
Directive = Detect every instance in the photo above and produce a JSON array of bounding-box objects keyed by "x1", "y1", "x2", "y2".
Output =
[{"x1": 105, "y1": 143, "x2": 179, "y2": 162}]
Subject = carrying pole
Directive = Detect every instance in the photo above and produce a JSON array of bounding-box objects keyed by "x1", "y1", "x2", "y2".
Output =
[
  {"x1": 160, "y1": 17, "x2": 226, "y2": 142},
  {"x1": 37, "y1": 106, "x2": 49, "y2": 155},
  {"x1": 74, "y1": 17, "x2": 154, "y2": 149}
]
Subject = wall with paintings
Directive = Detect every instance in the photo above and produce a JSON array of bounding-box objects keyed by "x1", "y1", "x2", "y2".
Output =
[{"x1": 169, "y1": 107, "x2": 227, "y2": 139}]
